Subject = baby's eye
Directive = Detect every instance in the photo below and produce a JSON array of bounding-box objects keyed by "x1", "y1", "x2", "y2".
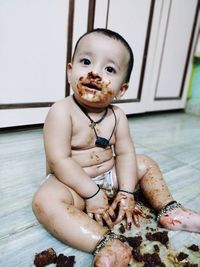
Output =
[
  {"x1": 80, "y1": 58, "x2": 91, "y2": 65},
  {"x1": 105, "y1": 66, "x2": 116, "y2": 74}
]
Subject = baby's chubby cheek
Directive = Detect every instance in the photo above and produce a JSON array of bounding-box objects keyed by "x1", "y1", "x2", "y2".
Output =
[{"x1": 103, "y1": 79, "x2": 111, "y2": 86}]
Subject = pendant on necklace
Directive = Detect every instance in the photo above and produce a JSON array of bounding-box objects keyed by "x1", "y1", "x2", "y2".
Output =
[
  {"x1": 95, "y1": 136, "x2": 109, "y2": 149},
  {"x1": 89, "y1": 121, "x2": 96, "y2": 129}
]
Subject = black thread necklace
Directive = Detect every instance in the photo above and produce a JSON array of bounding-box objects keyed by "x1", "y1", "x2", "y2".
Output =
[{"x1": 73, "y1": 95, "x2": 116, "y2": 148}]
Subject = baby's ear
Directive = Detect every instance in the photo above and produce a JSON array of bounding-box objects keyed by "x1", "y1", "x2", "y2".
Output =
[
  {"x1": 116, "y1": 83, "x2": 129, "y2": 99},
  {"x1": 67, "y1": 63, "x2": 72, "y2": 83}
]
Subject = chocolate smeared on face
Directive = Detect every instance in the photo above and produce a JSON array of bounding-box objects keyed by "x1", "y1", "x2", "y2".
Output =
[
  {"x1": 81, "y1": 72, "x2": 102, "y2": 91},
  {"x1": 77, "y1": 72, "x2": 113, "y2": 103}
]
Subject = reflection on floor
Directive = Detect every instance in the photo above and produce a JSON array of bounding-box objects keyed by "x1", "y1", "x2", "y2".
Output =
[{"x1": 0, "y1": 111, "x2": 200, "y2": 266}]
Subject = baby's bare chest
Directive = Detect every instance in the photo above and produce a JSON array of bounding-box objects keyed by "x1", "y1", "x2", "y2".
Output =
[{"x1": 71, "y1": 115, "x2": 116, "y2": 149}]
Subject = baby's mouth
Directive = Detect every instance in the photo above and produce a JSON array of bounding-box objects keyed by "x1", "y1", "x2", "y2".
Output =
[{"x1": 83, "y1": 81, "x2": 102, "y2": 91}]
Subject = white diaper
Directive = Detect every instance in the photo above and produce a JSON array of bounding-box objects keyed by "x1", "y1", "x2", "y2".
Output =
[
  {"x1": 46, "y1": 171, "x2": 118, "y2": 198},
  {"x1": 92, "y1": 170, "x2": 117, "y2": 198}
]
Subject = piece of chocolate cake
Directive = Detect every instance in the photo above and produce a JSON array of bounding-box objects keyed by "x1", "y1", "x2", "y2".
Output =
[
  {"x1": 126, "y1": 236, "x2": 143, "y2": 249},
  {"x1": 56, "y1": 254, "x2": 75, "y2": 267},
  {"x1": 183, "y1": 263, "x2": 198, "y2": 267},
  {"x1": 176, "y1": 252, "x2": 188, "y2": 261},
  {"x1": 143, "y1": 252, "x2": 166, "y2": 267},
  {"x1": 187, "y1": 244, "x2": 199, "y2": 252},
  {"x1": 118, "y1": 223, "x2": 126, "y2": 234},
  {"x1": 132, "y1": 247, "x2": 143, "y2": 262},
  {"x1": 34, "y1": 248, "x2": 57, "y2": 267},
  {"x1": 145, "y1": 231, "x2": 169, "y2": 246},
  {"x1": 154, "y1": 244, "x2": 160, "y2": 253}
]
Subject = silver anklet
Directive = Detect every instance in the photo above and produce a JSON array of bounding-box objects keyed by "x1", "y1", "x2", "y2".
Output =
[
  {"x1": 93, "y1": 231, "x2": 126, "y2": 256},
  {"x1": 157, "y1": 201, "x2": 182, "y2": 222}
]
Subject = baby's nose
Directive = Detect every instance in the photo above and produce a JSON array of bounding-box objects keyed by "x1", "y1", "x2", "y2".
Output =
[{"x1": 88, "y1": 71, "x2": 101, "y2": 80}]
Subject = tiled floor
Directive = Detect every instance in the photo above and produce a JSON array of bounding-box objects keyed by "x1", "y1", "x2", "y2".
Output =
[{"x1": 0, "y1": 111, "x2": 200, "y2": 266}]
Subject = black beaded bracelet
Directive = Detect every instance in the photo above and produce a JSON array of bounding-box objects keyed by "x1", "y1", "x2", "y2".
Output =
[
  {"x1": 84, "y1": 185, "x2": 101, "y2": 200},
  {"x1": 118, "y1": 189, "x2": 134, "y2": 195}
]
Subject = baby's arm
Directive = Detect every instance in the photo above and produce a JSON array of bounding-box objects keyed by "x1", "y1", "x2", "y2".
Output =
[
  {"x1": 43, "y1": 100, "x2": 113, "y2": 227},
  {"x1": 109, "y1": 107, "x2": 139, "y2": 228},
  {"x1": 114, "y1": 107, "x2": 138, "y2": 192},
  {"x1": 44, "y1": 101, "x2": 98, "y2": 198}
]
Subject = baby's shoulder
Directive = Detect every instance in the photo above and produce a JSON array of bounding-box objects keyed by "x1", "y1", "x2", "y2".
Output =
[
  {"x1": 110, "y1": 104, "x2": 126, "y2": 118},
  {"x1": 46, "y1": 97, "x2": 73, "y2": 122},
  {"x1": 49, "y1": 96, "x2": 73, "y2": 113},
  {"x1": 52, "y1": 96, "x2": 71, "y2": 108}
]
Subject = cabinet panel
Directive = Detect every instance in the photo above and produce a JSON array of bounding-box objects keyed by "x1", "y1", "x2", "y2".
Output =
[
  {"x1": 93, "y1": 0, "x2": 154, "y2": 114},
  {"x1": 0, "y1": 0, "x2": 68, "y2": 103},
  {"x1": 0, "y1": 108, "x2": 49, "y2": 128},
  {"x1": 72, "y1": 0, "x2": 89, "y2": 54},
  {"x1": 155, "y1": 0, "x2": 198, "y2": 99},
  {"x1": 0, "y1": 0, "x2": 69, "y2": 127},
  {"x1": 106, "y1": 0, "x2": 152, "y2": 102},
  {"x1": 94, "y1": 0, "x2": 108, "y2": 28},
  {"x1": 145, "y1": 0, "x2": 199, "y2": 111}
]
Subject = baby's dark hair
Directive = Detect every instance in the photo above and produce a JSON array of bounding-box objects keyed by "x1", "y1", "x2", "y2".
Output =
[{"x1": 72, "y1": 28, "x2": 134, "y2": 83}]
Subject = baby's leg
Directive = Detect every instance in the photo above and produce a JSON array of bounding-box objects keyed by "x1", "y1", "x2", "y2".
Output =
[
  {"x1": 93, "y1": 238, "x2": 132, "y2": 267},
  {"x1": 32, "y1": 175, "x2": 131, "y2": 265},
  {"x1": 136, "y1": 155, "x2": 200, "y2": 233}
]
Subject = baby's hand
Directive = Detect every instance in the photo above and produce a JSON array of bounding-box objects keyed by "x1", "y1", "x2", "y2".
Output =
[
  {"x1": 85, "y1": 189, "x2": 114, "y2": 229},
  {"x1": 109, "y1": 192, "x2": 143, "y2": 229}
]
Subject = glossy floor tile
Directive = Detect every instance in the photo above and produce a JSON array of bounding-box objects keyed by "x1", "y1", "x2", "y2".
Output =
[{"x1": 0, "y1": 111, "x2": 200, "y2": 267}]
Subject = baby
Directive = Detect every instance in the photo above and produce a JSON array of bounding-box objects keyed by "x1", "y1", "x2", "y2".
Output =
[{"x1": 32, "y1": 28, "x2": 200, "y2": 267}]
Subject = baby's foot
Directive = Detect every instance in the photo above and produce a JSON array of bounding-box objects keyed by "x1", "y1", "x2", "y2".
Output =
[
  {"x1": 159, "y1": 207, "x2": 200, "y2": 233},
  {"x1": 93, "y1": 239, "x2": 132, "y2": 267}
]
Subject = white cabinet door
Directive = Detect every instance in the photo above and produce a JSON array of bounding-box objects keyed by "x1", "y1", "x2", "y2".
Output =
[
  {"x1": 95, "y1": 0, "x2": 153, "y2": 114},
  {"x1": 0, "y1": 0, "x2": 69, "y2": 127},
  {"x1": 145, "y1": 0, "x2": 199, "y2": 112},
  {"x1": 94, "y1": 0, "x2": 199, "y2": 114}
]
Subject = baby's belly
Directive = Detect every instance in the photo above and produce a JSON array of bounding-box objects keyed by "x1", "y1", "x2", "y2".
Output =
[
  {"x1": 83, "y1": 158, "x2": 115, "y2": 177},
  {"x1": 72, "y1": 147, "x2": 115, "y2": 177}
]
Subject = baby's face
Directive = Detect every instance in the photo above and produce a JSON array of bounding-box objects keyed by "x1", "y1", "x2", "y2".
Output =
[{"x1": 68, "y1": 32, "x2": 129, "y2": 108}]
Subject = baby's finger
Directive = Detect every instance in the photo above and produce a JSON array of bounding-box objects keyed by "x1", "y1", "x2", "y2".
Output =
[
  {"x1": 95, "y1": 213, "x2": 103, "y2": 226},
  {"x1": 133, "y1": 212, "x2": 140, "y2": 227},
  {"x1": 114, "y1": 209, "x2": 125, "y2": 225},
  {"x1": 125, "y1": 211, "x2": 133, "y2": 230},
  {"x1": 102, "y1": 213, "x2": 113, "y2": 229},
  {"x1": 87, "y1": 212, "x2": 93, "y2": 219},
  {"x1": 109, "y1": 199, "x2": 118, "y2": 211},
  {"x1": 108, "y1": 207, "x2": 116, "y2": 219},
  {"x1": 134, "y1": 205, "x2": 145, "y2": 217},
  {"x1": 110, "y1": 194, "x2": 126, "y2": 211}
]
